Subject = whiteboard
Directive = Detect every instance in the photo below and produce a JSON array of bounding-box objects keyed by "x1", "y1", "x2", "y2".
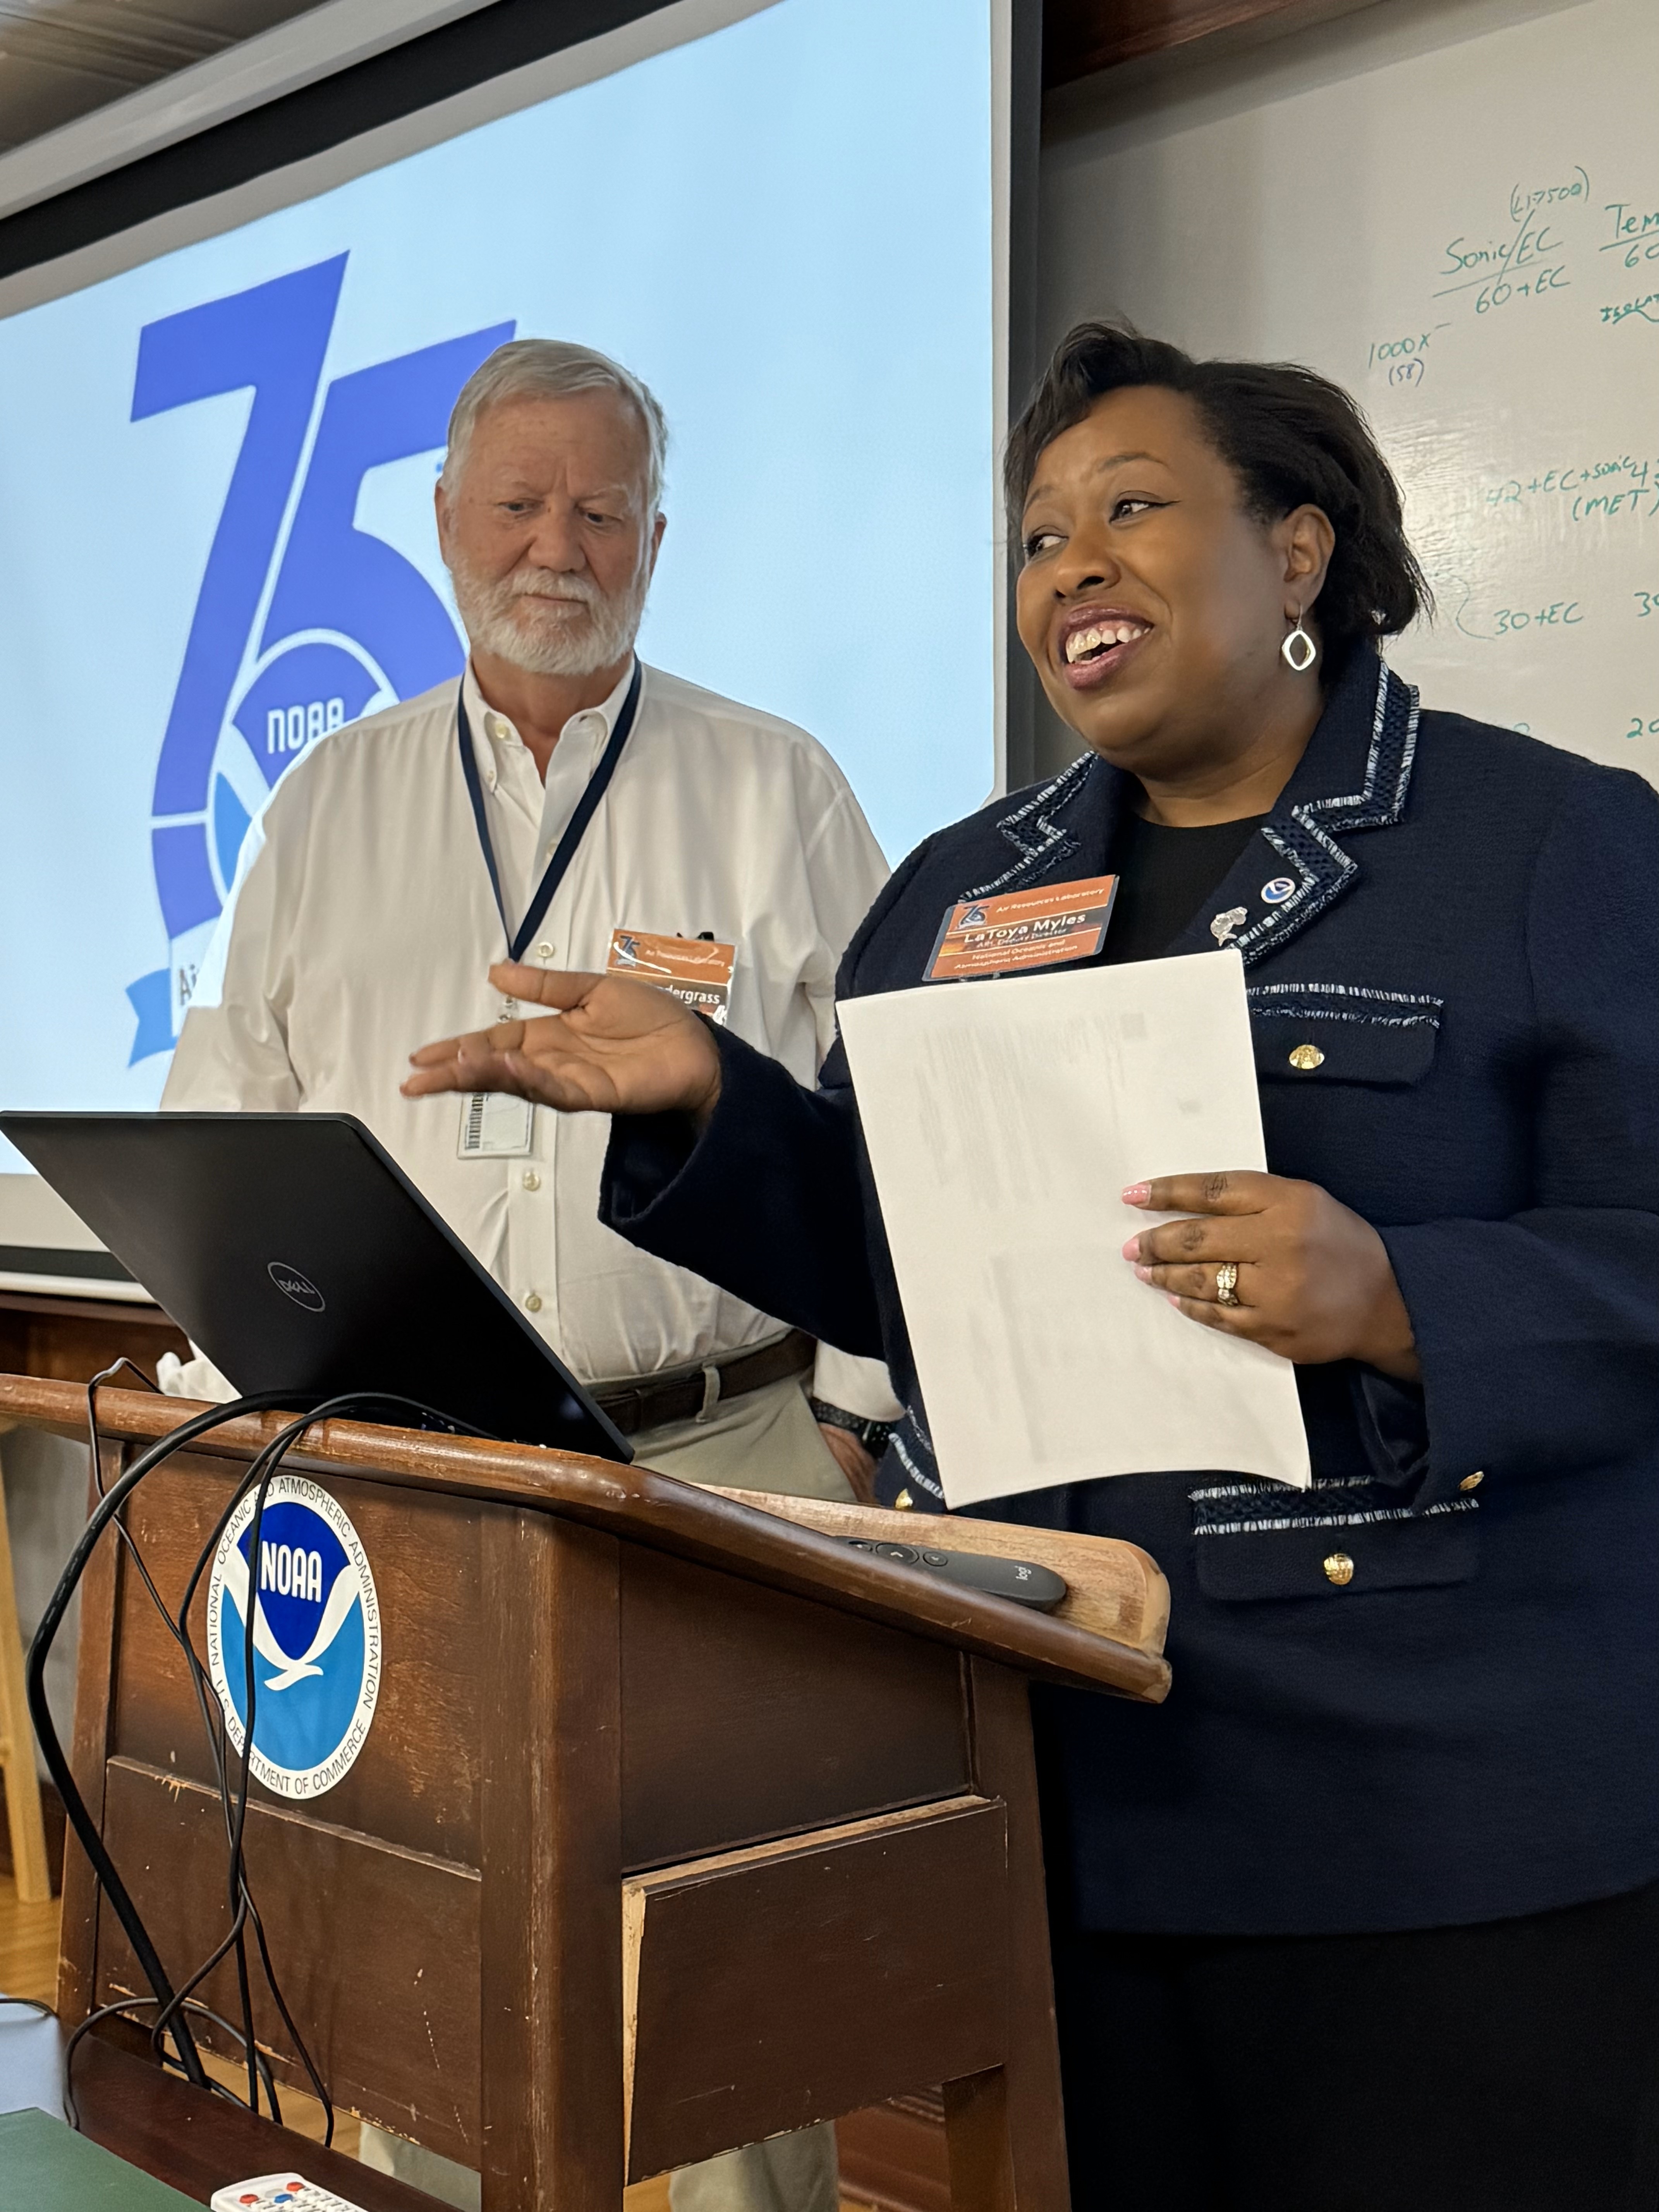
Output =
[{"x1": 1040, "y1": 0, "x2": 1659, "y2": 781}]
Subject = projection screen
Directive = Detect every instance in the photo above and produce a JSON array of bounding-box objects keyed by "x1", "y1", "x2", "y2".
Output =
[{"x1": 0, "y1": 0, "x2": 1027, "y2": 1279}]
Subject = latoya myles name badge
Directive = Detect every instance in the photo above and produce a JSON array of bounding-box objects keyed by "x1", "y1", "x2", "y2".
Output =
[
  {"x1": 926, "y1": 875, "x2": 1119, "y2": 982},
  {"x1": 607, "y1": 927, "x2": 737, "y2": 1025}
]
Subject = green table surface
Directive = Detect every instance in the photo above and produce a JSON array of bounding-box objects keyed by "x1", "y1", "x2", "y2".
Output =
[{"x1": 0, "y1": 2106, "x2": 205, "y2": 2207}]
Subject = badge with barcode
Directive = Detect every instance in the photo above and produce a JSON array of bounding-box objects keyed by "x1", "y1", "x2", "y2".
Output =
[
  {"x1": 926, "y1": 875, "x2": 1119, "y2": 981},
  {"x1": 606, "y1": 927, "x2": 736, "y2": 1025},
  {"x1": 457, "y1": 1090, "x2": 534, "y2": 1159}
]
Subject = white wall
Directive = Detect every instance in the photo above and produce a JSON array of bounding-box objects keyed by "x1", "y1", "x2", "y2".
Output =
[{"x1": 1031, "y1": 0, "x2": 1658, "y2": 777}]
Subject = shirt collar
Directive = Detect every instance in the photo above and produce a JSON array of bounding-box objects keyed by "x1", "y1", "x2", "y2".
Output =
[{"x1": 461, "y1": 655, "x2": 640, "y2": 783}]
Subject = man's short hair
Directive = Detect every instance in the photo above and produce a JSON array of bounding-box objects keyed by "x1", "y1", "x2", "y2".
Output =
[{"x1": 441, "y1": 338, "x2": 668, "y2": 510}]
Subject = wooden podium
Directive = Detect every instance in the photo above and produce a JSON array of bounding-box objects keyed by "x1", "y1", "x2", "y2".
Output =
[{"x1": 0, "y1": 1376, "x2": 1169, "y2": 2212}]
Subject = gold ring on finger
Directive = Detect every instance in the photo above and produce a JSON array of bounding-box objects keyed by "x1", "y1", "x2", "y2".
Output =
[{"x1": 1215, "y1": 1261, "x2": 1240, "y2": 1307}]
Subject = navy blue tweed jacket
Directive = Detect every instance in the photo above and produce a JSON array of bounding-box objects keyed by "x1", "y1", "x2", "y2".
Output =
[{"x1": 602, "y1": 646, "x2": 1659, "y2": 1936}]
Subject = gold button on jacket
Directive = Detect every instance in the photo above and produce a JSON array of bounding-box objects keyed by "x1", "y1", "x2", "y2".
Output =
[
  {"x1": 1289, "y1": 1042, "x2": 1326, "y2": 1071},
  {"x1": 1323, "y1": 1552, "x2": 1355, "y2": 1585}
]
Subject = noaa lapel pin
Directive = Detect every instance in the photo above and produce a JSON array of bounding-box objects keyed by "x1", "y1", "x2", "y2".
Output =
[{"x1": 1261, "y1": 876, "x2": 1296, "y2": 905}]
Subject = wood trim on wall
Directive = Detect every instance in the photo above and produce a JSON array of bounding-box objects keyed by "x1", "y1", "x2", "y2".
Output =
[
  {"x1": 1043, "y1": 0, "x2": 1387, "y2": 89},
  {"x1": 0, "y1": 1290, "x2": 187, "y2": 1387}
]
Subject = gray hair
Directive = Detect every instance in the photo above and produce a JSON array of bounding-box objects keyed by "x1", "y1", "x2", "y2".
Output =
[{"x1": 441, "y1": 338, "x2": 668, "y2": 509}]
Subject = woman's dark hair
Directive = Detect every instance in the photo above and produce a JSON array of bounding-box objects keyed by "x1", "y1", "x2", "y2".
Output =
[{"x1": 1005, "y1": 321, "x2": 1429, "y2": 669}]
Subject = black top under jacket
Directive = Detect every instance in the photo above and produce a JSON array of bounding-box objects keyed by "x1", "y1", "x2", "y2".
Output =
[
  {"x1": 601, "y1": 646, "x2": 1659, "y2": 1937},
  {"x1": 1102, "y1": 810, "x2": 1266, "y2": 964}
]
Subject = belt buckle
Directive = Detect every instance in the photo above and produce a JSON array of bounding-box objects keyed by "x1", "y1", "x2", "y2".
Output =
[{"x1": 695, "y1": 1362, "x2": 722, "y2": 1424}]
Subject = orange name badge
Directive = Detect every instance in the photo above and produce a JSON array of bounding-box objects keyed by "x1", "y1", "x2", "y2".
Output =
[
  {"x1": 606, "y1": 927, "x2": 737, "y2": 1025},
  {"x1": 926, "y1": 875, "x2": 1119, "y2": 982}
]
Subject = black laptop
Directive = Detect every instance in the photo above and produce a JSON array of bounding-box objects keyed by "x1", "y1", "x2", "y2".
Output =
[{"x1": 0, "y1": 1111, "x2": 631, "y2": 1460}]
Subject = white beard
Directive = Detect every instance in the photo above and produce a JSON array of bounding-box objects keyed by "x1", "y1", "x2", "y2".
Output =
[{"x1": 450, "y1": 553, "x2": 648, "y2": 678}]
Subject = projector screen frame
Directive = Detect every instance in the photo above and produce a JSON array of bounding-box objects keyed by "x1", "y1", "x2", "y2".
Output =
[{"x1": 0, "y1": 0, "x2": 1042, "y2": 1290}]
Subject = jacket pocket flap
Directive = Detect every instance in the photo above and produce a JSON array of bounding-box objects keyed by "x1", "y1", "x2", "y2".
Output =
[
  {"x1": 1193, "y1": 1504, "x2": 1478, "y2": 1602},
  {"x1": 1248, "y1": 984, "x2": 1441, "y2": 1088}
]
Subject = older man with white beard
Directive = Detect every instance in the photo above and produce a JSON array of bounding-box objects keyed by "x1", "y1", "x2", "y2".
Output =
[{"x1": 161, "y1": 340, "x2": 896, "y2": 2212}]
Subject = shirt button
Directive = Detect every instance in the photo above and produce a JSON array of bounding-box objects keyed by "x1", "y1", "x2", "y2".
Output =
[
  {"x1": 536, "y1": 940, "x2": 553, "y2": 958},
  {"x1": 523, "y1": 1291, "x2": 543, "y2": 1313},
  {"x1": 1323, "y1": 1551, "x2": 1355, "y2": 1585},
  {"x1": 1288, "y1": 1044, "x2": 1325, "y2": 1071},
  {"x1": 522, "y1": 1171, "x2": 541, "y2": 1191},
  {"x1": 1460, "y1": 1470, "x2": 1484, "y2": 1491}
]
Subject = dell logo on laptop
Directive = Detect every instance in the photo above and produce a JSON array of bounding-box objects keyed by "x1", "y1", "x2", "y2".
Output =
[{"x1": 268, "y1": 1261, "x2": 325, "y2": 1312}]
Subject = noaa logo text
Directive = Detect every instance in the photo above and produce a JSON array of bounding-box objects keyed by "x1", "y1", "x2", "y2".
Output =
[
  {"x1": 206, "y1": 1475, "x2": 381, "y2": 1800},
  {"x1": 268, "y1": 1261, "x2": 325, "y2": 1312}
]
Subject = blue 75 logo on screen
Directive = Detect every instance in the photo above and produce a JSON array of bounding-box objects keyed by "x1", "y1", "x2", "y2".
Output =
[{"x1": 125, "y1": 254, "x2": 511, "y2": 1061}]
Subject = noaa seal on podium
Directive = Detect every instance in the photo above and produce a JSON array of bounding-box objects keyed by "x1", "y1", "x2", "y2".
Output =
[{"x1": 207, "y1": 1474, "x2": 382, "y2": 1800}]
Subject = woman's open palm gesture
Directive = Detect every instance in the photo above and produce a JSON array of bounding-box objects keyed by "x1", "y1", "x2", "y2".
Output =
[{"x1": 402, "y1": 960, "x2": 723, "y2": 1120}]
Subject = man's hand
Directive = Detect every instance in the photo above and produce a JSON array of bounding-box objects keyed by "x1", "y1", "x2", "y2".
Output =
[
  {"x1": 402, "y1": 961, "x2": 723, "y2": 1122},
  {"x1": 817, "y1": 1422, "x2": 880, "y2": 1504},
  {"x1": 1122, "y1": 1170, "x2": 1420, "y2": 1382}
]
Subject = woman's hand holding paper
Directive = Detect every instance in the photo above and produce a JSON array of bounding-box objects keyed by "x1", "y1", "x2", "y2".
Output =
[{"x1": 1123, "y1": 1169, "x2": 1420, "y2": 1382}]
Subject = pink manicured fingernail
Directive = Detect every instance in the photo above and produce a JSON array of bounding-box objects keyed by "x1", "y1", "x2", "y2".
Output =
[
  {"x1": 1121, "y1": 1182, "x2": 1151, "y2": 1206},
  {"x1": 1121, "y1": 1235, "x2": 1141, "y2": 1261},
  {"x1": 1134, "y1": 1264, "x2": 1153, "y2": 1284},
  {"x1": 1165, "y1": 1293, "x2": 1182, "y2": 1308}
]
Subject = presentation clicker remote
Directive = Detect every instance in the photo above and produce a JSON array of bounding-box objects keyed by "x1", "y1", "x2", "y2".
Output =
[
  {"x1": 211, "y1": 2177, "x2": 368, "y2": 2211},
  {"x1": 843, "y1": 1538, "x2": 1067, "y2": 1612}
]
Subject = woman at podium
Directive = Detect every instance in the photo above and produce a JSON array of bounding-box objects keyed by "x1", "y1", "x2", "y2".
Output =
[{"x1": 405, "y1": 323, "x2": 1659, "y2": 2210}]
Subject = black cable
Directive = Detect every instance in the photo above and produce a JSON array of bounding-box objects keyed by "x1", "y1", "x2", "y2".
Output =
[
  {"x1": 153, "y1": 1431, "x2": 287, "y2": 2114},
  {"x1": 0, "y1": 1996, "x2": 53, "y2": 2018},
  {"x1": 111, "y1": 1424, "x2": 306, "y2": 2129},
  {"x1": 234, "y1": 1454, "x2": 278, "y2": 2112},
  {"x1": 26, "y1": 1390, "x2": 308, "y2": 2090},
  {"x1": 165, "y1": 1393, "x2": 482, "y2": 2135},
  {"x1": 85, "y1": 1361, "x2": 175, "y2": 1627},
  {"x1": 84, "y1": 1371, "x2": 290, "y2": 2124},
  {"x1": 161, "y1": 1390, "x2": 492, "y2": 2140},
  {"x1": 173, "y1": 1438, "x2": 282, "y2": 2115},
  {"x1": 34, "y1": 1385, "x2": 488, "y2": 2133},
  {"x1": 160, "y1": 1418, "x2": 329, "y2": 2125},
  {"x1": 62, "y1": 1994, "x2": 282, "y2": 2131}
]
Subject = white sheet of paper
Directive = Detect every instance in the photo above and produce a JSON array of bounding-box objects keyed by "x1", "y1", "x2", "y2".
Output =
[{"x1": 837, "y1": 949, "x2": 1311, "y2": 1506}]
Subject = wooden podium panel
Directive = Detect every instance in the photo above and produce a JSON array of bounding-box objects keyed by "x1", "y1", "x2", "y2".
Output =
[
  {"x1": 617, "y1": 1544, "x2": 972, "y2": 1868},
  {"x1": 623, "y1": 1796, "x2": 1008, "y2": 2177},
  {"x1": 1, "y1": 1377, "x2": 1170, "y2": 2212}
]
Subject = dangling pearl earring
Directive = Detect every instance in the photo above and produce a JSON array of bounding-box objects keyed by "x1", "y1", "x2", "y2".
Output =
[{"x1": 1281, "y1": 608, "x2": 1318, "y2": 673}]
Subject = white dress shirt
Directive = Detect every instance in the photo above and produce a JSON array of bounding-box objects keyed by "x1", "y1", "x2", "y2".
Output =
[{"x1": 164, "y1": 660, "x2": 895, "y2": 1403}]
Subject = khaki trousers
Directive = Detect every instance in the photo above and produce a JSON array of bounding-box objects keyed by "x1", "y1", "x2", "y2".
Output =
[{"x1": 358, "y1": 1375, "x2": 848, "y2": 2212}]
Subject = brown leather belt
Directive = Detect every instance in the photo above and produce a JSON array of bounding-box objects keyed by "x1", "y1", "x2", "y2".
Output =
[{"x1": 591, "y1": 1329, "x2": 815, "y2": 1437}]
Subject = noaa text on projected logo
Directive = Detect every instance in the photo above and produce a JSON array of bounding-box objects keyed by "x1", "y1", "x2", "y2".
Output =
[
  {"x1": 206, "y1": 1475, "x2": 381, "y2": 1800},
  {"x1": 267, "y1": 1261, "x2": 325, "y2": 1312}
]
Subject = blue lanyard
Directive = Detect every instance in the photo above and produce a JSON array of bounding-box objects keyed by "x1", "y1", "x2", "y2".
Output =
[{"x1": 457, "y1": 659, "x2": 643, "y2": 962}]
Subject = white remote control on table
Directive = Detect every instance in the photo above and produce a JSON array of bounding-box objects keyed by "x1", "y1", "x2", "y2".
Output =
[{"x1": 211, "y1": 2177, "x2": 368, "y2": 2211}]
